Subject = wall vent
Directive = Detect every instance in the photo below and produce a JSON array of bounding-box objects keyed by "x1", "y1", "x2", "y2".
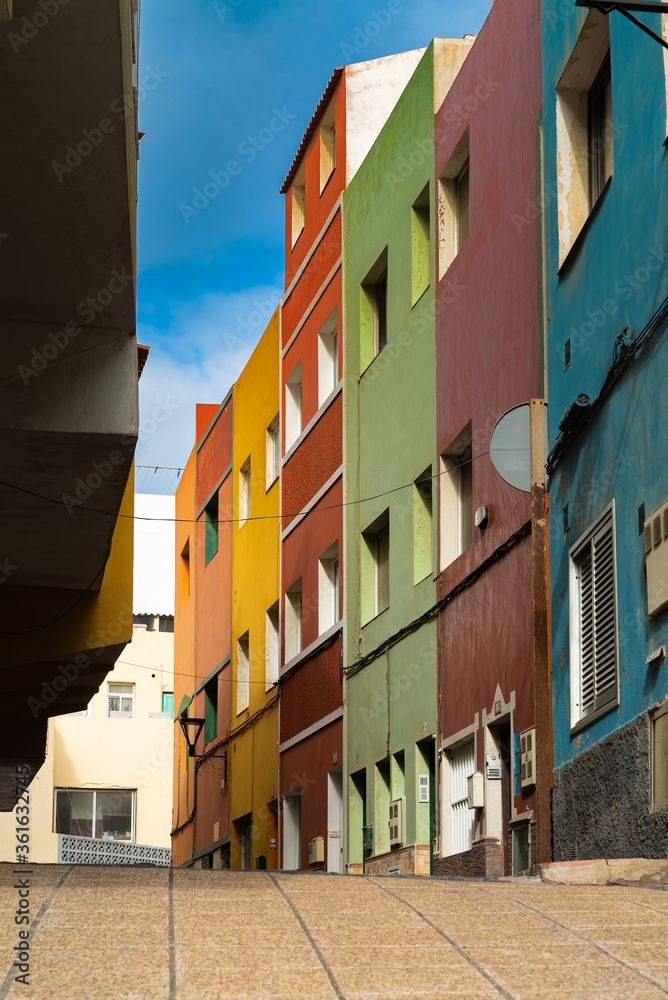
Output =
[
  {"x1": 564, "y1": 338, "x2": 571, "y2": 369},
  {"x1": 638, "y1": 502, "x2": 645, "y2": 536},
  {"x1": 563, "y1": 500, "x2": 570, "y2": 534}
]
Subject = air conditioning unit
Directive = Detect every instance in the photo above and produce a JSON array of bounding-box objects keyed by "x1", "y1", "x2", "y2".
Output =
[
  {"x1": 467, "y1": 771, "x2": 484, "y2": 809},
  {"x1": 389, "y1": 799, "x2": 403, "y2": 847},
  {"x1": 520, "y1": 728, "x2": 536, "y2": 788},
  {"x1": 645, "y1": 498, "x2": 668, "y2": 618},
  {"x1": 308, "y1": 836, "x2": 324, "y2": 864}
]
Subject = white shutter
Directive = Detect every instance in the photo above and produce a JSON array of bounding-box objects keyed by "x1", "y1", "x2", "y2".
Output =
[
  {"x1": 449, "y1": 740, "x2": 476, "y2": 855},
  {"x1": 576, "y1": 511, "x2": 616, "y2": 720}
]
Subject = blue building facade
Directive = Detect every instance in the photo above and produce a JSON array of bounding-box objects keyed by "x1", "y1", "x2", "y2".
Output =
[{"x1": 541, "y1": 3, "x2": 668, "y2": 859}]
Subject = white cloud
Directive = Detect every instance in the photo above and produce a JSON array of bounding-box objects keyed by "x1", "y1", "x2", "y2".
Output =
[{"x1": 136, "y1": 283, "x2": 282, "y2": 472}]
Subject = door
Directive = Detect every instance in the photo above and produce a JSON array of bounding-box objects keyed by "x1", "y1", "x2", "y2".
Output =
[
  {"x1": 327, "y1": 770, "x2": 343, "y2": 873},
  {"x1": 283, "y1": 791, "x2": 301, "y2": 870}
]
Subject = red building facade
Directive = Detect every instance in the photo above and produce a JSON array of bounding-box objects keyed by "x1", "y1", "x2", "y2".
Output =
[{"x1": 433, "y1": 0, "x2": 549, "y2": 876}]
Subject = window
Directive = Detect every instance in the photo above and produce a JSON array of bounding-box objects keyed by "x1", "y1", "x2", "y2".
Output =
[
  {"x1": 236, "y1": 633, "x2": 249, "y2": 715},
  {"x1": 159, "y1": 615, "x2": 174, "y2": 633},
  {"x1": 652, "y1": 702, "x2": 668, "y2": 809},
  {"x1": 180, "y1": 539, "x2": 190, "y2": 607},
  {"x1": 285, "y1": 361, "x2": 302, "y2": 451},
  {"x1": 361, "y1": 511, "x2": 389, "y2": 624},
  {"x1": 266, "y1": 415, "x2": 279, "y2": 489},
  {"x1": 438, "y1": 127, "x2": 469, "y2": 279},
  {"x1": 265, "y1": 602, "x2": 279, "y2": 689},
  {"x1": 360, "y1": 248, "x2": 388, "y2": 371},
  {"x1": 317, "y1": 309, "x2": 339, "y2": 406},
  {"x1": 588, "y1": 53, "x2": 612, "y2": 209},
  {"x1": 285, "y1": 578, "x2": 303, "y2": 662},
  {"x1": 204, "y1": 492, "x2": 219, "y2": 564},
  {"x1": 291, "y1": 162, "x2": 305, "y2": 248},
  {"x1": 414, "y1": 468, "x2": 433, "y2": 584},
  {"x1": 239, "y1": 456, "x2": 250, "y2": 527},
  {"x1": 570, "y1": 504, "x2": 618, "y2": 728},
  {"x1": 319, "y1": 101, "x2": 336, "y2": 191},
  {"x1": 54, "y1": 789, "x2": 135, "y2": 841},
  {"x1": 204, "y1": 676, "x2": 218, "y2": 741},
  {"x1": 318, "y1": 542, "x2": 340, "y2": 635},
  {"x1": 440, "y1": 423, "x2": 473, "y2": 569},
  {"x1": 448, "y1": 740, "x2": 476, "y2": 855},
  {"x1": 555, "y1": 10, "x2": 611, "y2": 265},
  {"x1": 133, "y1": 613, "x2": 155, "y2": 631},
  {"x1": 411, "y1": 183, "x2": 431, "y2": 306},
  {"x1": 108, "y1": 683, "x2": 134, "y2": 718},
  {"x1": 161, "y1": 692, "x2": 174, "y2": 718}
]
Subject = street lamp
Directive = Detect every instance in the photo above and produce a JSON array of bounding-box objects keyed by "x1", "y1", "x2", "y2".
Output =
[
  {"x1": 179, "y1": 716, "x2": 205, "y2": 757},
  {"x1": 575, "y1": 0, "x2": 668, "y2": 49}
]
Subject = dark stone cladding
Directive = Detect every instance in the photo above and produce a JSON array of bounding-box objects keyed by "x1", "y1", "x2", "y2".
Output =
[
  {"x1": 433, "y1": 837, "x2": 501, "y2": 878},
  {"x1": 552, "y1": 711, "x2": 668, "y2": 862}
]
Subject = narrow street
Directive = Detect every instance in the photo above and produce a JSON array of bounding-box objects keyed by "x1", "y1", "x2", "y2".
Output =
[{"x1": 1, "y1": 865, "x2": 668, "y2": 999}]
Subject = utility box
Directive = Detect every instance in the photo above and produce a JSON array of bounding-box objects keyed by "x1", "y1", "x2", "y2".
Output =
[
  {"x1": 467, "y1": 771, "x2": 484, "y2": 809},
  {"x1": 362, "y1": 825, "x2": 373, "y2": 853},
  {"x1": 486, "y1": 753, "x2": 502, "y2": 779},
  {"x1": 389, "y1": 799, "x2": 403, "y2": 847},
  {"x1": 308, "y1": 837, "x2": 324, "y2": 864},
  {"x1": 520, "y1": 728, "x2": 536, "y2": 788}
]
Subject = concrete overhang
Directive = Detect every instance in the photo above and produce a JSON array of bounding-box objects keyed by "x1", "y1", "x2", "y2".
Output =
[{"x1": 0, "y1": 0, "x2": 139, "y2": 592}]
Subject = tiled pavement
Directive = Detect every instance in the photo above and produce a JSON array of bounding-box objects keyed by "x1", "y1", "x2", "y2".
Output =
[{"x1": 1, "y1": 864, "x2": 668, "y2": 999}]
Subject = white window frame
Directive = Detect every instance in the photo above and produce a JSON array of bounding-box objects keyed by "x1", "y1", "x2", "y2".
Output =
[
  {"x1": 569, "y1": 500, "x2": 619, "y2": 731},
  {"x1": 236, "y1": 632, "x2": 250, "y2": 716},
  {"x1": 285, "y1": 580, "x2": 303, "y2": 662},
  {"x1": 447, "y1": 739, "x2": 476, "y2": 856},
  {"x1": 317, "y1": 309, "x2": 339, "y2": 407},
  {"x1": 318, "y1": 542, "x2": 340, "y2": 635},
  {"x1": 285, "y1": 361, "x2": 302, "y2": 451},
  {"x1": 107, "y1": 683, "x2": 134, "y2": 719},
  {"x1": 265, "y1": 603, "x2": 280, "y2": 690},
  {"x1": 239, "y1": 456, "x2": 251, "y2": 527},
  {"x1": 266, "y1": 415, "x2": 279, "y2": 490},
  {"x1": 53, "y1": 788, "x2": 136, "y2": 842}
]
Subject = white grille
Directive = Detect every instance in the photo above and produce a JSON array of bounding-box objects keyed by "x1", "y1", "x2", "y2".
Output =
[
  {"x1": 58, "y1": 835, "x2": 171, "y2": 867},
  {"x1": 450, "y1": 740, "x2": 476, "y2": 855}
]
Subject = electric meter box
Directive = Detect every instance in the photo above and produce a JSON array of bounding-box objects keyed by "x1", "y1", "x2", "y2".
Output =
[{"x1": 467, "y1": 771, "x2": 484, "y2": 808}]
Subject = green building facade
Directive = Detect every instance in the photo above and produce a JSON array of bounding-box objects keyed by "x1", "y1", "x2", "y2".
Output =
[{"x1": 343, "y1": 40, "x2": 472, "y2": 875}]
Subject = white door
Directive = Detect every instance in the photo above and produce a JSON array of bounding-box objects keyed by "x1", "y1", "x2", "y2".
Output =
[{"x1": 327, "y1": 770, "x2": 343, "y2": 873}]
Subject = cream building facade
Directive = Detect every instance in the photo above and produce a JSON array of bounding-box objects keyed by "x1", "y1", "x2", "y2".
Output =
[{"x1": 0, "y1": 495, "x2": 175, "y2": 865}]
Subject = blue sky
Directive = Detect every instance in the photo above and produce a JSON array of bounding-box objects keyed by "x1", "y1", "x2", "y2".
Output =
[{"x1": 135, "y1": 0, "x2": 491, "y2": 492}]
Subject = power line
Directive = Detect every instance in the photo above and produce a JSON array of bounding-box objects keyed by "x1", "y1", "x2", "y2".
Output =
[{"x1": 0, "y1": 451, "x2": 489, "y2": 526}]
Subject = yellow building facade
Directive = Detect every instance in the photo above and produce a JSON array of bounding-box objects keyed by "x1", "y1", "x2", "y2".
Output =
[{"x1": 229, "y1": 310, "x2": 281, "y2": 869}]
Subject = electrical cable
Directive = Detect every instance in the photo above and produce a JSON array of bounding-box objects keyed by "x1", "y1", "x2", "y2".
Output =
[
  {"x1": 0, "y1": 450, "x2": 489, "y2": 526},
  {"x1": 0, "y1": 549, "x2": 111, "y2": 636}
]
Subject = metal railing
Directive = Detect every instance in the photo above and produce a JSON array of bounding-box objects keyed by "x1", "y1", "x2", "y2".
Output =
[{"x1": 57, "y1": 834, "x2": 171, "y2": 867}]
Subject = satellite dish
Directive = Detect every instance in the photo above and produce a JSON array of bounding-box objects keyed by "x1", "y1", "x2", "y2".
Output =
[{"x1": 490, "y1": 402, "x2": 548, "y2": 493}]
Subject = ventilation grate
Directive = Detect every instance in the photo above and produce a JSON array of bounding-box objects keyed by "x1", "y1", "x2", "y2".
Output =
[
  {"x1": 563, "y1": 500, "x2": 570, "y2": 534},
  {"x1": 638, "y1": 503, "x2": 645, "y2": 536},
  {"x1": 564, "y1": 338, "x2": 571, "y2": 369}
]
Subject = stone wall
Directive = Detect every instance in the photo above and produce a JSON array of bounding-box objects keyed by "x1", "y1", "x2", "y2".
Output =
[
  {"x1": 552, "y1": 712, "x2": 668, "y2": 861},
  {"x1": 433, "y1": 837, "x2": 501, "y2": 878},
  {"x1": 363, "y1": 844, "x2": 431, "y2": 876}
]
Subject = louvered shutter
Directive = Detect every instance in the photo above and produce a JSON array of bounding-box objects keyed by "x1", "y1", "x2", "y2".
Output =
[
  {"x1": 577, "y1": 512, "x2": 616, "y2": 719},
  {"x1": 450, "y1": 740, "x2": 476, "y2": 855}
]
